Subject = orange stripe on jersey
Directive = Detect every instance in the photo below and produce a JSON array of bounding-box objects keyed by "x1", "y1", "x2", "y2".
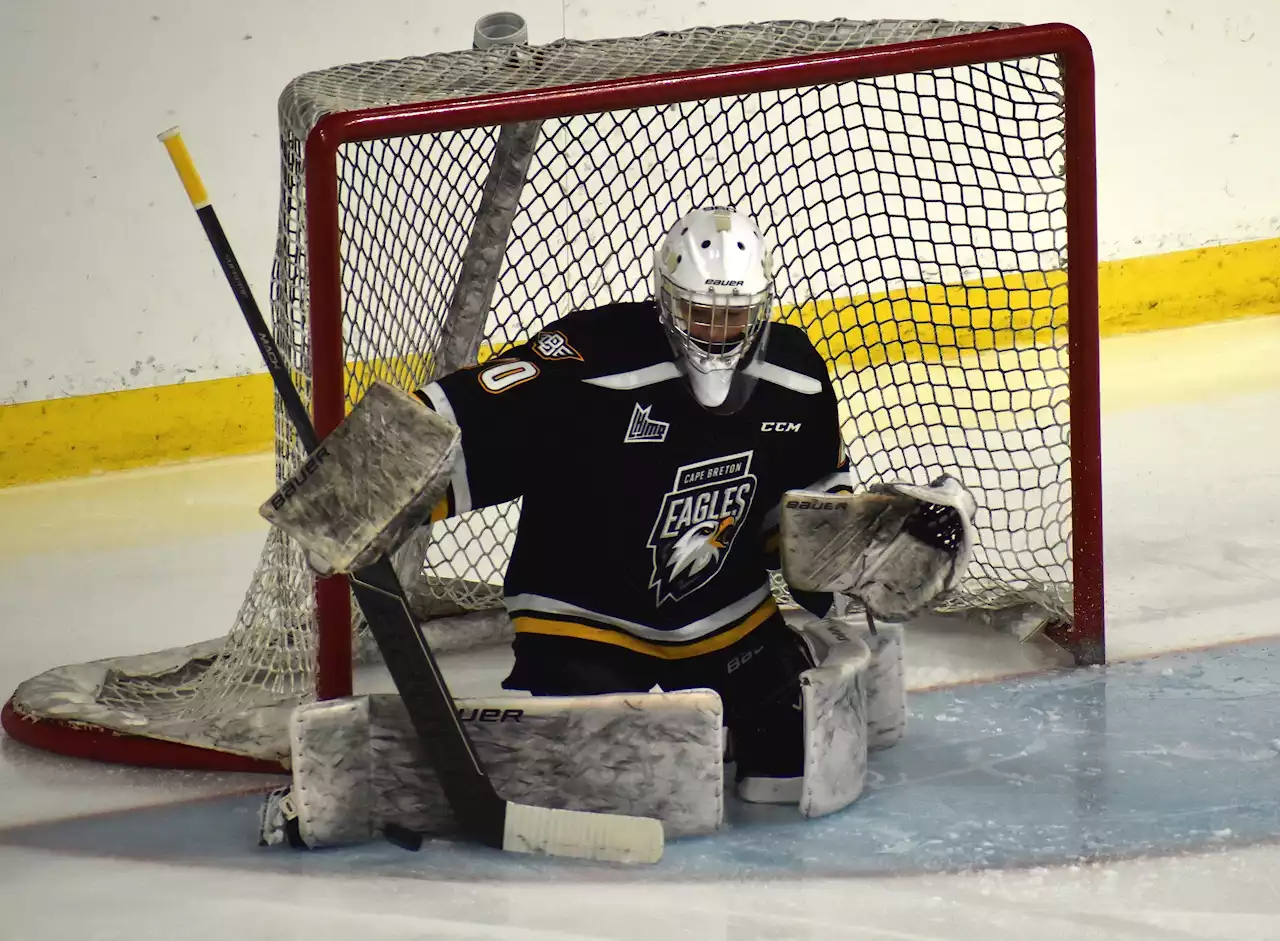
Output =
[{"x1": 512, "y1": 598, "x2": 778, "y2": 660}]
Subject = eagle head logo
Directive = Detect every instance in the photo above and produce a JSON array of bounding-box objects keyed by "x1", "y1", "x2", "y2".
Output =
[{"x1": 666, "y1": 516, "x2": 735, "y2": 583}]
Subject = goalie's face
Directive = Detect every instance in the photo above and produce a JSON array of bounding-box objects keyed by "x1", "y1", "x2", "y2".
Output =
[{"x1": 664, "y1": 292, "x2": 769, "y2": 352}]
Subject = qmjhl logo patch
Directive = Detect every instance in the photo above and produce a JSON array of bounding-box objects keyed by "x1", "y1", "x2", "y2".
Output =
[{"x1": 624, "y1": 403, "x2": 669, "y2": 444}]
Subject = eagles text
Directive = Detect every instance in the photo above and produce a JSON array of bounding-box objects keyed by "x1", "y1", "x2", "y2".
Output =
[{"x1": 659, "y1": 484, "x2": 751, "y2": 540}]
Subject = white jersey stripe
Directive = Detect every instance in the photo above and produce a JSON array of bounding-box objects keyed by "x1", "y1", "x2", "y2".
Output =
[
  {"x1": 504, "y1": 583, "x2": 773, "y2": 643},
  {"x1": 807, "y1": 468, "x2": 856, "y2": 493},
  {"x1": 741, "y1": 360, "x2": 822, "y2": 394},
  {"x1": 417, "y1": 381, "x2": 472, "y2": 514},
  {"x1": 582, "y1": 362, "x2": 682, "y2": 390}
]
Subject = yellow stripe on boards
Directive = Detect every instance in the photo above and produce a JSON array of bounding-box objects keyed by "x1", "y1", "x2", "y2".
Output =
[
  {"x1": 775, "y1": 236, "x2": 1280, "y2": 371},
  {"x1": 1097, "y1": 236, "x2": 1280, "y2": 335},
  {"x1": 512, "y1": 600, "x2": 779, "y2": 660},
  {"x1": 1, "y1": 237, "x2": 1277, "y2": 488},
  {"x1": 776, "y1": 271, "x2": 1069, "y2": 373},
  {"x1": 0, "y1": 374, "x2": 275, "y2": 488}
]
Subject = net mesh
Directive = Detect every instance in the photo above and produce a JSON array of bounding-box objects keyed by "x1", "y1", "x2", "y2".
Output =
[{"x1": 9, "y1": 18, "x2": 1085, "y2": 764}]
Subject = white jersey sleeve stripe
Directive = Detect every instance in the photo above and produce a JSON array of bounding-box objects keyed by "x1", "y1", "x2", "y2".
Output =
[
  {"x1": 741, "y1": 360, "x2": 822, "y2": 394},
  {"x1": 581, "y1": 362, "x2": 682, "y2": 390},
  {"x1": 417, "y1": 381, "x2": 473, "y2": 514},
  {"x1": 807, "y1": 468, "x2": 855, "y2": 493}
]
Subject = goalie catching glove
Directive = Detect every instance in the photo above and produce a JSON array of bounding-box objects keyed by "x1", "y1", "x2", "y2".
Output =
[{"x1": 779, "y1": 474, "x2": 978, "y2": 621}]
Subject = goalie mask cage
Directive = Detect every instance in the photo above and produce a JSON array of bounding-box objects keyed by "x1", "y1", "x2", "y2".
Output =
[{"x1": 3, "y1": 18, "x2": 1101, "y2": 772}]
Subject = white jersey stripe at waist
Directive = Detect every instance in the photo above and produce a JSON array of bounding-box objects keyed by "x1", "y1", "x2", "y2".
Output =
[{"x1": 504, "y1": 583, "x2": 773, "y2": 643}]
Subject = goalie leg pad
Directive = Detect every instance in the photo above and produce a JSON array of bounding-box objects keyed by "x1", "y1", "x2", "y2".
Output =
[
  {"x1": 259, "y1": 380, "x2": 461, "y2": 575},
  {"x1": 734, "y1": 614, "x2": 906, "y2": 816},
  {"x1": 720, "y1": 618, "x2": 815, "y2": 804},
  {"x1": 281, "y1": 689, "x2": 724, "y2": 849},
  {"x1": 735, "y1": 615, "x2": 905, "y2": 815},
  {"x1": 797, "y1": 626, "x2": 872, "y2": 818},
  {"x1": 788, "y1": 613, "x2": 907, "y2": 751}
]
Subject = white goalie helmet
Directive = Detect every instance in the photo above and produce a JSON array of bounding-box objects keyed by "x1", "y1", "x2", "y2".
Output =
[{"x1": 654, "y1": 207, "x2": 775, "y2": 411}]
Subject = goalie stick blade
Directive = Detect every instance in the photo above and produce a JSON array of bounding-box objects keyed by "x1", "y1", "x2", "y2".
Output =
[
  {"x1": 502, "y1": 802, "x2": 664, "y2": 864},
  {"x1": 350, "y1": 565, "x2": 666, "y2": 864},
  {"x1": 779, "y1": 489, "x2": 907, "y2": 592}
]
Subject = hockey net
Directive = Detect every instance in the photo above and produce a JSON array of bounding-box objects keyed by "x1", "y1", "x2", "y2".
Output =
[{"x1": 3, "y1": 18, "x2": 1100, "y2": 770}]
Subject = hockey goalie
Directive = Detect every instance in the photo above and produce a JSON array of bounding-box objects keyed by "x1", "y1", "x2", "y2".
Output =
[{"x1": 260, "y1": 207, "x2": 977, "y2": 847}]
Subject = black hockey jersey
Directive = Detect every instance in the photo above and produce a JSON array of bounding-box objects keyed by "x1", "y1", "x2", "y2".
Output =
[{"x1": 416, "y1": 301, "x2": 852, "y2": 660}]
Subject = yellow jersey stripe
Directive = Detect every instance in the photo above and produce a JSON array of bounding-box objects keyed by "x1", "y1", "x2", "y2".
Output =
[
  {"x1": 429, "y1": 494, "x2": 450, "y2": 523},
  {"x1": 512, "y1": 598, "x2": 778, "y2": 660}
]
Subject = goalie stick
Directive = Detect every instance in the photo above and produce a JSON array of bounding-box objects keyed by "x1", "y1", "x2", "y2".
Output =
[{"x1": 158, "y1": 126, "x2": 663, "y2": 864}]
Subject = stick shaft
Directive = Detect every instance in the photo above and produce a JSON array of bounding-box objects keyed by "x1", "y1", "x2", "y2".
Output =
[
  {"x1": 158, "y1": 126, "x2": 505, "y2": 845},
  {"x1": 159, "y1": 128, "x2": 318, "y2": 451}
]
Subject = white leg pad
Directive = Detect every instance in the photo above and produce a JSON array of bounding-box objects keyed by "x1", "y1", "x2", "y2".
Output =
[
  {"x1": 862, "y1": 621, "x2": 906, "y2": 748},
  {"x1": 797, "y1": 627, "x2": 871, "y2": 818},
  {"x1": 794, "y1": 614, "x2": 907, "y2": 749},
  {"x1": 284, "y1": 689, "x2": 724, "y2": 848}
]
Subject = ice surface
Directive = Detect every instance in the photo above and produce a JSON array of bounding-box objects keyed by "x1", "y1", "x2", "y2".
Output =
[{"x1": 2, "y1": 319, "x2": 1280, "y2": 939}]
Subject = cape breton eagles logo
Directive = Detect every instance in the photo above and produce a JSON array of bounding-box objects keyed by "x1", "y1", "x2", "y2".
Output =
[
  {"x1": 531, "y1": 330, "x2": 583, "y2": 362},
  {"x1": 646, "y1": 452, "x2": 757, "y2": 605}
]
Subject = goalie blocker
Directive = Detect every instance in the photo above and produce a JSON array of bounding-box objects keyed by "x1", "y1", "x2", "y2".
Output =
[
  {"x1": 779, "y1": 475, "x2": 978, "y2": 621},
  {"x1": 259, "y1": 380, "x2": 461, "y2": 576}
]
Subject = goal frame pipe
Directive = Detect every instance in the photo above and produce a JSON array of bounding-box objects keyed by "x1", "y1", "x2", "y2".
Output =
[{"x1": 303, "y1": 22, "x2": 1103, "y2": 697}]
